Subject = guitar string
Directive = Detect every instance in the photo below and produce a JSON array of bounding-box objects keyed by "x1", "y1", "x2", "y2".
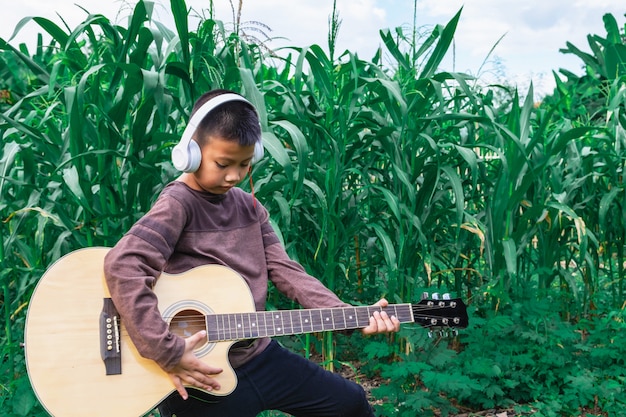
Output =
[
  {"x1": 115, "y1": 321, "x2": 455, "y2": 341},
  {"x1": 112, "y1": 304, "x2": 461, "y2": 339},
  {"x1": 152, "y1": 305, "x2": 456, "y2": 324},
  {"x1": 155, "y1": 303, "x2": 456, "y2": 319},
  {"x1": 112, "y1": 304, "x2": 458, "y2": 324}
]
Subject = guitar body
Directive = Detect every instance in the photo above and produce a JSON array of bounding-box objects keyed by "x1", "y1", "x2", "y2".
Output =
[{"x1": 25, "y1": 247, "x2": 253, "y2": 417}]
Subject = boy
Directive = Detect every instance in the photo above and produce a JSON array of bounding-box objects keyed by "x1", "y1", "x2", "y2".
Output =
[{"x1": 103, "y1": 89, "x2": 400, "y2": 417}]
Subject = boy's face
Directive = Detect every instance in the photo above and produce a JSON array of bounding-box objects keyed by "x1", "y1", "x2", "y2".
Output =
[{"x1": 180, "y1": 135, "x2": 255, "y2": 194}]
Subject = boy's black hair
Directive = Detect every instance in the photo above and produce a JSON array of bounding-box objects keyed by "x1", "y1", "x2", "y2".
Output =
[{"x1": 191, "y1": 89, "x2": 261, "y2": 147}]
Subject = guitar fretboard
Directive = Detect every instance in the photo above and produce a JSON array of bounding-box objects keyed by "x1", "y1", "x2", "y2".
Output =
[{"x1": 205, "y1": 304, "x2": 414, "y2": 341}]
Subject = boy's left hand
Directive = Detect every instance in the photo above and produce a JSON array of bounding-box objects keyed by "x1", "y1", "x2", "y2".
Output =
[{"x1": 361, "y1": 298, "x2": 401, "y2": 335}]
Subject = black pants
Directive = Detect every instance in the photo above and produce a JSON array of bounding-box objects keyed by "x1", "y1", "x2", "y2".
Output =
[{"x1": 158, "y1": 340, "x2": 374, "y2": 417}]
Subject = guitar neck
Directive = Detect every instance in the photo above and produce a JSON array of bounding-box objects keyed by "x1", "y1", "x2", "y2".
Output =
[{"x1": 205, "y1": 304, "x2": 414, "y2": 341}]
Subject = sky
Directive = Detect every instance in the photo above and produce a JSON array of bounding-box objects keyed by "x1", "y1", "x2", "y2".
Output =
[{"x1": 1, "y1": 1, "x2": 624, "y2": 97}]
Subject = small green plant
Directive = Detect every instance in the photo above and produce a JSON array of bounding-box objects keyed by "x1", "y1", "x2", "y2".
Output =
[{"x1": 368, "y1": 295, "x2": 626, "y2": 416}]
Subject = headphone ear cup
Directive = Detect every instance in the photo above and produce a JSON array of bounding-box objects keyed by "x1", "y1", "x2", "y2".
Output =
[
  {"x1": 252, "y1": 139, "x2": 264, "y2": 164},
  {"x1": 186, "y1": 140, "x2": 202, "y2": 172},
  {"x1": 171, "y1": 139, "x2": 202, "y2": 172}
]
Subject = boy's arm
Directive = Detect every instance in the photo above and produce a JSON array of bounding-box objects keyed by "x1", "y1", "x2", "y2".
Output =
[
  {"x1": 265, "y1": 242, "x2": 399, "y2": 334},
  {"x1": 257, "y1": 206, "x2": 400, "y2": 334},
  {"x1": 104, "y1": 235, "x2": 186, "y2": 370},
  {"x1": 103, "y1": 195, "x2": 188, "y2": 371}
]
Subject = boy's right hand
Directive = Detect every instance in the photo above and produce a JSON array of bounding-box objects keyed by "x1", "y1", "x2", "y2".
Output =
[{"x1": 167, "y1": 330, "x2": 223, "y2": 400}]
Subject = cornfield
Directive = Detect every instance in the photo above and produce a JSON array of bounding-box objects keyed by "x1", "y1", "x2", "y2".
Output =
[{"x1": 1, "y1": 1, "x2": 625, "y2": 415}]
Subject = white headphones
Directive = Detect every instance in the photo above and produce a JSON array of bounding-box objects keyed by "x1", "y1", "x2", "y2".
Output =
[{"x1": 171, "y1": 93, "x2": 264, "y2": 172}]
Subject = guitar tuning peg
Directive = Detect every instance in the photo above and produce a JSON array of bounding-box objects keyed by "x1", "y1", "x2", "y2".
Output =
[
  {"x1": 421, "y1": 292, "x2": 429, "y2": 300},
  {"x1": 443, "y1": 293, "x2": 450, "y2": 300},
  {"x1": 432, "y1": 293, "x2": 440, "y2": 300}
]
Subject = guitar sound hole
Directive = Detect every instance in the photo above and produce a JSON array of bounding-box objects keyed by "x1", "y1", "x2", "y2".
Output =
[{"x1": 169, "y1": 309, "x2": 206, "y2": 339}]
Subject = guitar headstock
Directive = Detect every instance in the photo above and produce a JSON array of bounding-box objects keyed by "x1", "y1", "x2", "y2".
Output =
[{"x1": 412, "y1": 293, "x2": 468, "y2": 333}]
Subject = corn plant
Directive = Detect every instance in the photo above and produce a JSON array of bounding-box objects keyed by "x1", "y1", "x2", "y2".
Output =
[{"x1": 0, "y1": 1, "x2": 265, "y2": 414}]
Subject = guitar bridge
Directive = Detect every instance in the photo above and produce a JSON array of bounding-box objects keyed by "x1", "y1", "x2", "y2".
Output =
[{"x1": 100, "y1": 298, "x2": 122, "y2": 375}]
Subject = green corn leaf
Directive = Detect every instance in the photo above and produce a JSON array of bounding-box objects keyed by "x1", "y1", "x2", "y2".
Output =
[
  {"x1": 262, "y1": 130, "x2": 293, "y2": 179},
  {"x1": 371, "y1": 223, "x2": 397, "y2": 268},
  {"x1": 379, "y1": 28, "x2": 409, "y2": 70},
  {"x1": 374, "y1": 185, "x2": 401, "y2": 223},
  {"x1": 271, "y1": 119, "x2": 308, "y2": 198},
  {"x1": 0, "y1": 38, "x2": 49, "y2": 82},
  {"x1": 419, "y1": 7, "x2": 462, "y2": 79},
  {"x1": 62, "y1": 166, "x2": 92, "y2": 213},
  {"x1": 502, "y1": 238, "x2": 517, "y2": 276},
  {"x1": 305, "y1": 46, "x2": 333, "y2": 100},
  {"x1": 170, "y1": 0, "x2": 190, "y2": 64},
  {"x1": 239, "y1": 68, "x2": 268, "y2": 128},
  {"x1": 0, "y1": 142, "x2": 20, "y2": 197},
  {"x1": 440, "y1": 165, "x2": 465, "y2": 228},
  {"x1": 599, "y1": 187, "x2": 621, "y2": 229}
]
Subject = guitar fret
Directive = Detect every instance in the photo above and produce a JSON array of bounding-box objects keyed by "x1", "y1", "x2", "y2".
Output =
[
  {"x1": 225, "y1": 314, "x2": 232, "y2": 340},
  {"x1": 206, "y1": 315, "x2": 217, "y2": 341},
  {"x1": 225, "y1": 314, "x2": 231, "y2": 340},
  {"x1": 274, "y1": 312, "x2": 284, "y2": 335},
  {"x1": 345, "y1": 307, "x2": 357, "y2": 329},
  {"x1": 237, "y1": 313, "x2": 243, "y2": 339},
  {"x1": 254, "y1": 312, "x2": 265, "y2": 338},
  {"x1": 242, "y1": 313, "x2": 249, "y2": 338},
  {"x1": 395, "y1": 304, "x2": 414, "y2": 323},
  {"x1": 217, "y1": 314, "x2": 224, "y2": 340},
  {"x1": 322, "y1": 309, "x2": 333, "y2": 331},
  {"x1": 228, "y1": 314, "x2": 237, "y2": 340},
  {"x1": 265, "y1": 311, "x2": 272, "y2": 337},
  {"x1": 286, "y1": 311, "x2": 292, "y2": 334},
  {"x1": 305, "y1": 310, "x2": 313, "y2": 332},
  {"x1": 282, "y1": 311, "x2": 291, "y2": 334},
  {"x1": 235, "y1": 313, "x2": 243, "y2": 339},
  {"x1": 300, "y1": 310, "x2": 312, "y2": 333},
  {"x1": 332, "y1": 308, "x2": 344, "y2": 330},
  {"x1": 247, "y1": 312, "x2": 257, "y2": 338},
  {"x1": 289, "y1": 311, "x2": 296, "y2": 334},
  {"x1": 263, "y1": 311, "x2": 271, "y2": 337},
  {"x1": 356, "y1": 307, "x2": 371, "y2": 328},
  {"x1": 311, "y1": 309, "x2": 322, "y2": 332},
  {"x1": 226, "y1": 315, "x2": 232, "y2": 339},
  {"x1": 230, "y1": 314, "x2": 237, "y2": 339}
]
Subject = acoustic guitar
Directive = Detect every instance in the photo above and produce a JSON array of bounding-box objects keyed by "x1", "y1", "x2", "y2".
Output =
[{"x1": 25, "y1": 247, "x2": 468, "y2": 416}]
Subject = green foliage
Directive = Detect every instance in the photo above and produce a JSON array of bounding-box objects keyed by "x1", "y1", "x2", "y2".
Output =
[
  {"x1": 369, "y1": 301, "x2": 626, "y2": 416},
  {"x1": 1, "y1": 0, "x2": 625, "y2": 415}
]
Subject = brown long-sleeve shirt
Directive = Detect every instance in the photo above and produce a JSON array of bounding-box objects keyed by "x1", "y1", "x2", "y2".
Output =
[{"x1": 103, "y1": 181, "x2": 346, "y2": 371}]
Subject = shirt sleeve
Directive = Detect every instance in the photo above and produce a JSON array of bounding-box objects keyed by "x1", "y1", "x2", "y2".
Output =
[
  {"x1": 257, "y1": 204, "x2": 348, "y2": 309},
  {"x1": 103, "y1": 194, "x2": 187, "y2": 371}
]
